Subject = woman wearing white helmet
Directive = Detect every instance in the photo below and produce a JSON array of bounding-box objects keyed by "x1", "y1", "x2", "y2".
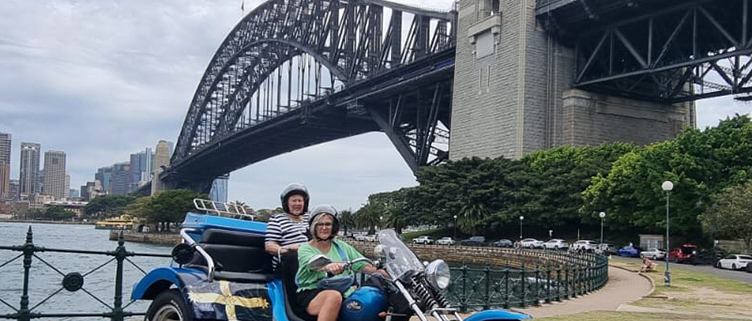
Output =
[
  {"x1": 295, "y1": 204, "x2": 388, "y2": 321},
  {"x1": 265, "y1": 183, "x2": 311, "y2": 269}
]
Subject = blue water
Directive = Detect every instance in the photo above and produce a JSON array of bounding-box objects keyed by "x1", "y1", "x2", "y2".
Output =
[{"x1": 0, "y1": 222, "x2": 173, "y2": 320}]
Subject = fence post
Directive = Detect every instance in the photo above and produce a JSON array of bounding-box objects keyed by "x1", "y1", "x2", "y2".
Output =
[
  {"x1": 502, "y1": 267, "x2": 510, "y2": 309},
  {"x1": 18, "y1": 226, "x2": 34, "y2": 321},
  {"x1": 545, "y1": 265, "x2": 551, "y2": 303},
  {"x1": 520, "y1": 264, "x2": 527, "y2": 308},
  {"x1": 110, "y1": 232, "x2": 127, "y2": 321},
  {"x1": 483, "y1": 263, "x2": 490, "y2": 310},
  {"x1": 555, "y1": 265, "x2": 562, "y2": 302},
  {"x1": 460, "y1": 263, "x2": 468, "y2": 313},
  {"x1": 533, "y1": 264, "x2": 540, "y2": 306}
]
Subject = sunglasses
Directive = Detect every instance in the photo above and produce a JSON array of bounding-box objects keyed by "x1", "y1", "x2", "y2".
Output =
[{"x1": 316, "y1": 222, "x2": 333, "y2": 227}]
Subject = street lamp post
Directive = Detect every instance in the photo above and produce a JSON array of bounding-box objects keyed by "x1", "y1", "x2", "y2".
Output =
[
  {"x1": 599, "y1": 211, "x2": 606, "y2": 245},
  {"x1": 453, "y1": 215, "x2": 457, "y2": 240},
  {"x1": 519, "y1": 216, "x2": 524, "y2": 240},
  {"x1": 662, "y1": 180, "x2": 674, "y2": 287}
]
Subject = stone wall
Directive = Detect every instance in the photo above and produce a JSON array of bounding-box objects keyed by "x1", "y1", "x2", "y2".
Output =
[{"x1": 109, "y1": 230, "x2": 180, "y2": 245}]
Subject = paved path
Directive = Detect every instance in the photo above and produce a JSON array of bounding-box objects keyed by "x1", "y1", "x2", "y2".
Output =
[
  {"x1": 512, "y1": 266, "x2": 652, "y2": 318},
  {"x1": 612, "y1": 256, "x2": 752, "y2": 284}
]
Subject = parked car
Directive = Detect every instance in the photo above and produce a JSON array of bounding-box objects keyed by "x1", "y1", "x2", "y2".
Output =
[
  {"x1": 640, "y1": 248, "x2": 667, "y2": 260},
  {"x1": 668, "y1": 243, "x2": 697, "y2": 263},
  {"x1": 491, "y1": 239, "x2": 513, "y2": 247},
  {"x1": 460, "y1": 236, "x2": 486, "y2": 246},
  {"x1": 596, "y1": 243, "x2": 617, "y2": 255},
  {"x1": 543, "y1": 239, "x2": 569, "y2": 250},
  {"x1": 716, "y1": 254, "x2": 752, "y2": 270},
  {"x1": 362, "y1": 234, "x2": 378, "y2": 242},
  {"x1": 412, "y1": 236, "x2": 434, "y2": 245},
  {"x1": 519, "y1": 238, "x2": 544, "y2": 249},
  {"x1": 436, "y1": 237, "x2": 455, "y2": 245},
  {"x1": 570, "y1": 240, "x2": 598, "y2": 252},
  {"x1": 617, "y1": 245, "x2": 641, "y2": 257}
]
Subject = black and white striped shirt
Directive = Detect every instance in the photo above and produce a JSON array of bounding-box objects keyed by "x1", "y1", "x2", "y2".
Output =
[{"x1": 265, "y1": 212, "x2": 310, "y2": 268}]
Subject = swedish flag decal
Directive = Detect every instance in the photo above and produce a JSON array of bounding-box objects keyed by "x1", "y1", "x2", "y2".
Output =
[{"x1": 186, "y1": 280, "x2": 272, "y2": 321}]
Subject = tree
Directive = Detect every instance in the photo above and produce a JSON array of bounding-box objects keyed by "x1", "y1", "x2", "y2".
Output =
[
  {"x1": 44, "y1": 206, "x2": 76, "y2": 220},
  {"x1": 83, "y1": 195, "x2": 137, "y2": 218},
  {"x1": 339, "y1": 209, "x2": 355, "y2": 236},
  {"x1": 701, "y1": 181, "x2": 752, "y2": 253},
  {"x1": 145, "y1": 189, "x2": 206, "y2": 231}
]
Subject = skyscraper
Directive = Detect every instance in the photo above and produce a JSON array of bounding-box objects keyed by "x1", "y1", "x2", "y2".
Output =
[
  {"x1": 129, "y1": 148, "x2": 154, "y2": 191},
  {"x1": 0, "y1": 132, "x2": 11, "y2": 200},
  {"x1": 43, "y1": 151, "x2": 66, "y2": 200},
  {"x1": 110, "y1": 162, "x2": 131, "y2": 195},
  {"x1": 19, "y1": 142, "x2": 41, "y2": 196},
  {"x1": 95, "y1": 166, "x2": 112, "y2": 193}
]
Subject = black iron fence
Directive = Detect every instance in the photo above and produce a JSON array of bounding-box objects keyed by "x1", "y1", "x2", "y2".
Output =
[
  {"x1": 445, "y1": 253, "x2": 609, "y2": 312},
  {"x1": 0, "y1": 227, "x2": 171, "y2": 321}
]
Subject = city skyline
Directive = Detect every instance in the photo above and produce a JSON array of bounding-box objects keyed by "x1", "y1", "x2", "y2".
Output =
[{"x1": 2, "y1": 0, "x2": 752, "y2": 211}]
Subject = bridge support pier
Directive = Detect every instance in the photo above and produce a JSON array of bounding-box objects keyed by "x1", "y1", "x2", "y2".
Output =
[{"x1": 560, "y1": 89, "x2": 695, "y2": 147}]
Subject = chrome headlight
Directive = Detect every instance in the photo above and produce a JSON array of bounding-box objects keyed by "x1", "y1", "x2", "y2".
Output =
[{"x1": 425, "y1": 259, "x2": 451, "y2": 290}]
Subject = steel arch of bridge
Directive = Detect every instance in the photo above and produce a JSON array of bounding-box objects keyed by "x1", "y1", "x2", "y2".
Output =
[
  {"x1": 539, "y1": 0, "x2": 752, "y2": 103},
  {"x1": 168, "y1": 0, "x2": 456, "y2": 188}
]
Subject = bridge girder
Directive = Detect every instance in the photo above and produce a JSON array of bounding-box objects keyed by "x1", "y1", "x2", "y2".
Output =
[
  {"x1": 539, "y1": 0, "x2": 752, "y2": 103},
  {"x1": 167, "y1": 0, "x2": 456, "y2": 188}
]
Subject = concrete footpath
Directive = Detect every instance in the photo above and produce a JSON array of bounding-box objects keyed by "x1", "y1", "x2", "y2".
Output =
[{"x1": 513, "y1": 266, "x2": 652, "y2": 318}]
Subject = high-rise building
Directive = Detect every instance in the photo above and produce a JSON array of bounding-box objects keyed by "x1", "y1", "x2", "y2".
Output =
[
  {"x1": 95, "y1": 166, "x2": 112, "y2": 193},
  {"x1": 80, "y1": 181, "x2": 96, "y2": 201},
  {"x1": 110, "y1": 162, "x2": 131, "y2": 195},
  {"x1": 64, "y1": 173, "x2": 70, "y2": 199},
  {"x1": 210, "y1": 174, "x2": 229, "y2": 203},
  {"x1": 19, "y1": 142, "x2": 41, "y2": 196},
  {"x1": 43, "y1": 150, "x2": 66, "y2": 200},
  {"x1": 129, "y1": 148, "x2": 154, "y2": 191},
  {"x1": 8, "y1": 179, "x2": 19, "y2": 201},
  {"x1": 0, "y1": 132, "x2": 11, "y2": 200}
]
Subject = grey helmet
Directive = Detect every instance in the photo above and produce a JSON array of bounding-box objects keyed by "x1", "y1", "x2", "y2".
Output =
[
  {"x1": 280, "y1": 183, "x2": 310, "y2": 215},
  {"x1": 308, "y1": 204, "x2": 339, "y2": 241}
]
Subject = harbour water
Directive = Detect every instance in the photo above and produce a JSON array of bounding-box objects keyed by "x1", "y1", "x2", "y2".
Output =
[{"x1": 0, "y1": 222, "x2": 173, "y2": 320}]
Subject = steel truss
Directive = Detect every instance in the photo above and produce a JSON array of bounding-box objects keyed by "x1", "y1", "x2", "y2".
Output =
[
  {"x1": 542, "y1": 0, "x2": 752, "y2": 103},
  {"x1": 172, "y1": 0, "x2": 456, "y2": 174}
]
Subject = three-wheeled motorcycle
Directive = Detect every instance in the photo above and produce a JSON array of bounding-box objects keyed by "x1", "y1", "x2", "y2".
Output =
[{"x1": 131, "y1": 200, "x2": 530, "y2": 321}]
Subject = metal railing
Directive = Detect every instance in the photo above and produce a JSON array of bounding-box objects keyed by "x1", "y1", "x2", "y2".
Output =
[
  {"x1": 445, "y1": 254, "x2": 609, "y2": 312},
  {"x1": 0, "y1": 227, "x2": 171, "y2": 321}
]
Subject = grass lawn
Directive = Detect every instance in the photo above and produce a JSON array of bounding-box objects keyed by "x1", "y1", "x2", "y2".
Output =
[
  {"x1": 547, "y1": 258, "x2": 752, "y2": 320},
  {"x1": 540, "y1": 311, "x2": 746, "y2": 321}
]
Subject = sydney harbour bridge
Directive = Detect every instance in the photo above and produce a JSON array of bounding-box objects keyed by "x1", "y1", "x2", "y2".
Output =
[{"x1": 145, "y1": 0, "x2": 752, "y2": 193}]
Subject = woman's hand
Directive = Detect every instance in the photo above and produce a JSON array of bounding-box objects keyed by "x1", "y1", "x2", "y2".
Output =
[
  {"x1": 323, "y1": 263, "x2": 345, "y2": 275},
  {"x1": 373, "y1": 269, "x2": 390, "y2": 279}
]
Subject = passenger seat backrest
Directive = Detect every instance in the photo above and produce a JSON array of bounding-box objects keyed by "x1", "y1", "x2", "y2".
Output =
[{"x1": 190, "y1": 229, "x2": 272, "y2": 274}]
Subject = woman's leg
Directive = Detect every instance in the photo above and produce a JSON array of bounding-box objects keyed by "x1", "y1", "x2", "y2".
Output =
[{"x1": 306, "y1": 290, "x2": 342, "y2": 321}]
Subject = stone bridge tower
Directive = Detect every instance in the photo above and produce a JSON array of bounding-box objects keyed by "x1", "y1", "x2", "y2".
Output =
[{"x1": 449, "y1": 0, "x2": 695, "y2": 160}]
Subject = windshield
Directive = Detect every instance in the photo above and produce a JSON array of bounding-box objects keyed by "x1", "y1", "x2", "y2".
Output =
[{"x1": 378, "y1": 229, "x2": 424, "y2": 279}]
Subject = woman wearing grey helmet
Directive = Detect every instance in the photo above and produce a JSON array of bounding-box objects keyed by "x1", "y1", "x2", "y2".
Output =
[
  {"x1": 265, "y1": 183, "x2": 311, "y2": 269},
  {"x1": 295, "y1": 204, "x2": 388, "y2": 321}
]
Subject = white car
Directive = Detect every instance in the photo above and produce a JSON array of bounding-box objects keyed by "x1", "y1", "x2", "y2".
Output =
[
  {"x1": 716, "y1": 254, "x2": 752, "y2": 270},
  {"x1": 570, "y1": 240, "x2": 598, "y2": 252},
  {"x1": 436, "y1": 237, "x2": 455, "y2": 245},
  {"x1": 412, "y1": 236, "x2": 434, "y2": 244},
  {"x1": 640, "y1": 248, "x2": 667, "y2": 260},
  {"x1": 520, "y1": 238, "x2": 544, "y2": 248},
  {"x1": 543, "y1": 239, "x2": 569, "y2": 250}
]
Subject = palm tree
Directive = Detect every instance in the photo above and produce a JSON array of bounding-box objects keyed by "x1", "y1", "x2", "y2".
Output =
[
  {"x1": 458, "y1": 203, "x2": 490, "y2": 234},
  {"x1": 340, "y1": 209, "x2": 356, "y2": 236}
]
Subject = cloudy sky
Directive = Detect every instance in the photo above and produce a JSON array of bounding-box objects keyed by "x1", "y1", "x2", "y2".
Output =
[{"x1": 1, "y1": 0, "x2": 750, "y2": 211}]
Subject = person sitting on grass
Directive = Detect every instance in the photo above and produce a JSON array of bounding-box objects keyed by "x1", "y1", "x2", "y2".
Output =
[{"x1": 639, "y1": 256, "x2": 657, "y2": 273}]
